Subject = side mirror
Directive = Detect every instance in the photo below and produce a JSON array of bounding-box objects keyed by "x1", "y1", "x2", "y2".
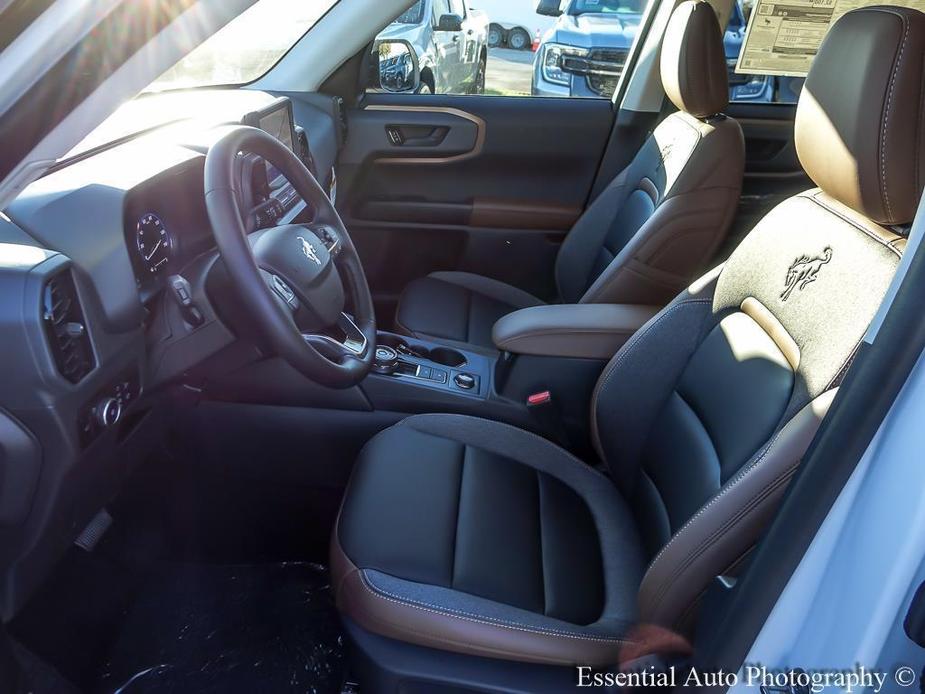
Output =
[
  {"x1": 435, "y1": 13, "x2": 464, "y2": 32},
  {"x1": 536, "y1": 0, "x2": 563, "y2": 17},
  {"x1": 370, "y1": 39, "x2": 421, "y2": 94}
]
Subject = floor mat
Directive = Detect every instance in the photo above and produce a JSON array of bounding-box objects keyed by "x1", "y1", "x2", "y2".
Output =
[{"x1": 93, "y1": 562, "x2": 345, "y2": 694}]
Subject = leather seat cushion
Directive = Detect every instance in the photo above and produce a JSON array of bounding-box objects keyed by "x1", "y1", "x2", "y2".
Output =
[
  {"x1": 395, "y1": 272, "x2": 544, "y2": 350},
  {"x1": 332, "y1": 414, "x2": 647, "y2": 666}
]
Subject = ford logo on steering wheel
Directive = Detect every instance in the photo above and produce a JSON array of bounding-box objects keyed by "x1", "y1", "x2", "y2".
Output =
[{"x1": 297, "y1": 236, "x2": 322, "y2": 266}]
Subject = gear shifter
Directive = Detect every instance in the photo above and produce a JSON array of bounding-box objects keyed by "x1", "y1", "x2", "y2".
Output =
[{"x1": 373, "y1": 345, "x2": 399, "y2": 374}]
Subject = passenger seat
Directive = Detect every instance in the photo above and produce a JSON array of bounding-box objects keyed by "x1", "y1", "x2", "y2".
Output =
[{"x1": 395, "y1": 1, "x2": 745, "y2": 351}]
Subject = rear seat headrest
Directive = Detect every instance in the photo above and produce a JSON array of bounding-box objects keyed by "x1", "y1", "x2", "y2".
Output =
[
  {"x1": 795, "y1": 7, "x2": 925, "y2": 225},
  {"x1": 660, "y1": 1, "x2": 729, "y2": 119}
]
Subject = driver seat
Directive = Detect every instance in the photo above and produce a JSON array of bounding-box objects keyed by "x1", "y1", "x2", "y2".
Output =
[
  {"x1": 394, "y1": 1, "x2": 744, "y2": 352},
  {"x1": 332, "y1": 6, "x2": 925, "y2": 686}
]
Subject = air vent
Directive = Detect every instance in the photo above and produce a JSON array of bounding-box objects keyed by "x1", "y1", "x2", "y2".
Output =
[
  {"x1": 295, "y1": 125, "x2": 317, "y2": 178},
  {"x1": 42, "y1": 271, "x2": 94, "y2": 383}
]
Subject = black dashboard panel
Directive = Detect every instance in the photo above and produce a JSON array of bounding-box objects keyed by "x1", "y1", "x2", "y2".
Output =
[
  {"x1": 0, "y1": 89, "x2": 341, "y2": 619},
  {"x1": 123, "y1": 158, "x2": 212, "y2": 300},
  {"x1": 8, "y1": 137, "x2": 201, "y2": 331}
]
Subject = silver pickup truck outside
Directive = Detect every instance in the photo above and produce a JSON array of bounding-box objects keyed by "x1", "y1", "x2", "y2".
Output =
[{"x1": 377, "y1": 0, "x2": 489, "y2": 95}]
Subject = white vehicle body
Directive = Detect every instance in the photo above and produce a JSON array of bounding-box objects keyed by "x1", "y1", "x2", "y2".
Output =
[{"x1": 468, "y1": 0, "x2": 557, "y2": 49}]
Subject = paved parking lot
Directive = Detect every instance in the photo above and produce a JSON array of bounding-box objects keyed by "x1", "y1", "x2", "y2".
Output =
[{"x1": 485, "y1": 47, "x2": 534, "y2": 97}]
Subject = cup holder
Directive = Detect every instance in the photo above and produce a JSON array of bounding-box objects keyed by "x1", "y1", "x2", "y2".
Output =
[
  {"x1": 428, "y1": 347, "x2": 467, "y2": 368},
  {"x1": 377, "y1": 333, "x2": 467, "y2": 367},
  {"x1": 377, "y1": 333, "x2": 423, "y2": 358},
  {"x1": 378, "y1": 333, "x2": 408, "y2": 350}
]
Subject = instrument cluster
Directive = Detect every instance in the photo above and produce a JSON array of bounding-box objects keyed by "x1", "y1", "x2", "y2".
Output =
[
  {"x1": 123, "y1": 159, "x2": 215, "y2": 300},
  {"x1": 135, "y1": 212, "x2": 173, "y2": 276}
]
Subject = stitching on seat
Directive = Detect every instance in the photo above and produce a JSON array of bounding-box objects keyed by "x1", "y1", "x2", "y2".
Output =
[
  {"x1": 877, "y1": 9, "x2": 910, "y2": 222},
  {"x1": 361, "y1": 572, "x2": 632, "y2": 644},
  {"x1": 449, "y1": 444, "x2": 467, "y2": 587},
  {"x1": 645, "y1": 424, "x2": 785, "y2": 572},
  {"x1": 535, "y1": 469, "x2": 551, "y2": 619},
  {"x1": 825, "y1": 341, "x2": 861, "y2": 392},
  {"x1": 590, "y1": 298, "x2": 714, "y2": 457},
  {"x1": 806, "y1": 192, "x2": 904, "y2": 258},
  {"x1": 917, "y1": 51, "x2": 925, "y2": 196},
  {"x1": 650, "y1": 460, "x2": 800, "y2": 607},
  {"x1": 405, "y1": 414, "x2": 614, "y2": 485},
  {"x1": 595, "y1": 299, "x2": 713, "y2": 403}
]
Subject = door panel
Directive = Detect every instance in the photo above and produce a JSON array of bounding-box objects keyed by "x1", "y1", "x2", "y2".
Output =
[
  {"x1": 337, "y1": 94, "x2": 615, "y2": 322},
  {"x1": 341, "y1": 106, "x2": 483, "y2": 164}
]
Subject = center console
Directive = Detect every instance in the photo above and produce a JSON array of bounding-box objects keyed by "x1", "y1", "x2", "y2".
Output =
[
  {"x1": 362, "y1": 332, "x2": 507, "y2": 423},
  {"x1": 372, "y1": 335, "x2": 486, "y2": 396},
  {"x1": 363, "y1": 304, "x2": 662, "y2": 456}
]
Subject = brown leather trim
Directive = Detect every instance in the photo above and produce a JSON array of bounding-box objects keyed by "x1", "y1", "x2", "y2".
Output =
[
  {"x1": 580, "y1": 185, "x2": 740, "y2": 305},
  {"x1": 638, "y1": 177, "x2": 660, "y2": 205},
  {"x1": 637, "y1": 390, "x2": 838, "y2": 629},
  {"x1": 365, "y1": 105, "x2": 486, "y2": 165},
  {"x1": 741, "y1": 297, "x2": 800, "y2": 370},
  {"x1": 331, "y1": 527, "x2": 634, "y2": 666},
  {"x1": 659, "y1": 1, "x2": 729, "y2": 118},
  {"x1": 492, "y1": 304, "x2": 660, "y2": 359},
  {"x1": 794, "y1": 7, "x2": 925, "y2": 224},
  {"x1": 469, "y1": 198, "x2": 581, "y2": 231}
]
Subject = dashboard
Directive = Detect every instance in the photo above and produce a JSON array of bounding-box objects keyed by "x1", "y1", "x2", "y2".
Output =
[
  {"x1": 123, "y1": 158, "x2": 215, "y2": 299},
  {"x1": 0, "y1": 89, "x2": 343, "y2": 619},
  {"x1": 121, "y1": 96, "x2": 332, "y2": 301}
]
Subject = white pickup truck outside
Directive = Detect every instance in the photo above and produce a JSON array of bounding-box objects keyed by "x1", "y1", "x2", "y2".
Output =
[{"x1": 469, "y1": 0, "x2": 558, "y2": 49}]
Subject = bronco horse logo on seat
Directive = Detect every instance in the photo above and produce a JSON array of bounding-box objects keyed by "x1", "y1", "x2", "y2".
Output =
[{"x1": 780, "y1": 247, "x2": 833, "y2": 302}]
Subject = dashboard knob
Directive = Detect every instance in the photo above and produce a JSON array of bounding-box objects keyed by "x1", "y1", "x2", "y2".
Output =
[
  {"x1": 454, "y1": 373, "x2": 476, "y2": 390},
  {"x1": 373, "y1": 345, "x2": 399, "y2": 374},
  {"x1": 95, "y1": 397, "x2": 122, "y2": 428}
]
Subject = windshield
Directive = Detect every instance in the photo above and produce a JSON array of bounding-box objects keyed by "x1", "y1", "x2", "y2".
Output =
[
  {"x1": 570, "y1": 0, "x2": 646, "y2": 14},
  {"x1": 393, "y1": 0, "x2": 425, "y2": 24},
  {"x1": 145, "y1": 0, "x2": 340, "y2": 93}
]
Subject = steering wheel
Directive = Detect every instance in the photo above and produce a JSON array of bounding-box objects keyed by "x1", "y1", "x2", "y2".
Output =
[{"x1": 204, "y1": 126, "x2": 376, "y2": 389}]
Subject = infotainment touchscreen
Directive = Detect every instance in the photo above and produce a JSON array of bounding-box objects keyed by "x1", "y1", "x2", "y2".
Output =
[
  {"x1": 244, "y1": 98, "x2": 297, "y2": 185},
  {"x1": 259, "y1": 108, "x2": 294, "y2": 154}
]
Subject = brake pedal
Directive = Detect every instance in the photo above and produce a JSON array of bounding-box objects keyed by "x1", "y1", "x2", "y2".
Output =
[{"x1": 74, "y1": 509, "x2": 113, "y2": 551}]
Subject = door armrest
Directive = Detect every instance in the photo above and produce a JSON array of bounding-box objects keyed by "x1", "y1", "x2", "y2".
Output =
[{"x1": 492, "y1": 304, "x2": 661, "y2": 359}]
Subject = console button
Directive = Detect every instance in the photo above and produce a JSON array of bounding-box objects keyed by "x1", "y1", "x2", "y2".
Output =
[
  {"x1": 454, "y1": 373, "x2": 477, "y2": 390},
  {"x1": 95, "y1": 397, "x2": 122, "y2": 428},
  {"x1": 417, "y1": 366, "x2": 432, "y2": 380},
  {"x1": 375, "y1": 346, "x2": 398, "y2": 363},
  {"x1": 373, "y1": 346, "x2": 399, "y2": 374},
  {"x1": 432, "y1": 369, "x2": 448, "y2": 384}
]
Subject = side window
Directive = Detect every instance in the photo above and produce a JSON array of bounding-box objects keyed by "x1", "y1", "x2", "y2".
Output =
[
  {"x1": 370, "y1": 0, "x2": 658, "y2": 98},
  {"x1": 724, "y1": 1, "x2": 805, "y2": 104}
]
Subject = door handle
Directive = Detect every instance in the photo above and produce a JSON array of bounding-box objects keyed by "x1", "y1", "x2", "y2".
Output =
[
  {"x1": 386, "y1": 127, "x2": 404, "y2": 146},
  {"x1": 385, "y1": 125, "x2": 449, "y2": 148}
]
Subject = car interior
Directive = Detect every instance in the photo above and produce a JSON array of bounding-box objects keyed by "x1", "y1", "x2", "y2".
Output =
[{"x1": 0, "y1": 0, "x2": 923, "y2": 692}]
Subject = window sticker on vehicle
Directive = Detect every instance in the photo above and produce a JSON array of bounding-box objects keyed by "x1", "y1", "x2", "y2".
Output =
[{"x1": 736, "y1": 0, "x2": 924, "y2": 77}]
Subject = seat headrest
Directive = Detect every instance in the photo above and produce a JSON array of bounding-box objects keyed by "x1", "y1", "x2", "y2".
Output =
[
  {"x1": 660, "y1": 1, "x2": 729, "y2": 119},
  {"x1": 796, "y1": 7, "x2": 925, "y2": 225}
]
